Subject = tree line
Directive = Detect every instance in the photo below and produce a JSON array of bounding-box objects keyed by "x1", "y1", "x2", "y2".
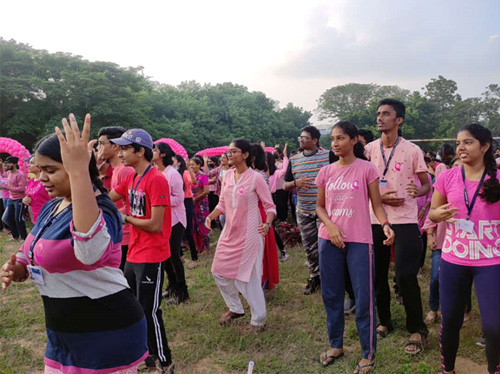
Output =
[{"x1": 1, "y1": 38, "x2": 499, "y2": 155}]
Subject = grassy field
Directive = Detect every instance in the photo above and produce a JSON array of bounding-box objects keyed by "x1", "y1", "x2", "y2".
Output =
[{"x1": 0, "y1": 230, "x2": 488, "y2": 374}]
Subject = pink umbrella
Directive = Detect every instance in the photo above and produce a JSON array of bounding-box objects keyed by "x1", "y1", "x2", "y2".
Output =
[
  {"x1": 264, "y1": 147, "x2": 275, "y2": 153},
  {"x1": 196, "y1": 146, "x2": 229, "y2": 157},
  {"x1": 0, "y1": 137, "x2": 31, "y2": 174},
  {"x1": 154, "y1": 138, "x2": 188, "y2": 158}
]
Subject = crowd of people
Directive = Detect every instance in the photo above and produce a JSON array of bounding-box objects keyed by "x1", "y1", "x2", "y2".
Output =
[{"x1": 1, "y1": 97, "x2": 500, "y2": 374}]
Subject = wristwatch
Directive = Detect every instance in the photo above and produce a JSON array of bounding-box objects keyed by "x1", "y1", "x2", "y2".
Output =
[{"x1": 265, "y1": 222, "x2": 272, "y2": 230}]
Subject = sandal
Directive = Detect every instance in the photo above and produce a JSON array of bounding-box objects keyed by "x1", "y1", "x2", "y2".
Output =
[
  {"x1": 318, "y1": 350, "x2": 344, "y2": 367},
  {"x1": 353, "y1": 360, "x2": 376, "y2": 374},
  {"x1": 376, "y1": 324, "x2": 393, "y2": 339},
  {"x1": 219, "y1": 310, "x2": 245, "y2": 325},
  {"x1": 404, "y1": 334, "x2": 426, "y2": 355}
]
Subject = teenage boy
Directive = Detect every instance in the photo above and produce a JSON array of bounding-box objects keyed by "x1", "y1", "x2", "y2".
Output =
[
  {"x1": 97, "y1": 126, "x2": 134, "y2": 270},
  {"x1": 284, "y1": 126, "x2": 330, "y2": 295},
  {"x1": 0, "y1": 156, "x2": 27, "y2": 241},
  {"x1": 365, "y1": 99, "x2": 430, "y2": 355},
  {"x1": 109, "y1": 129, "x2": 175, "y2": 374}
]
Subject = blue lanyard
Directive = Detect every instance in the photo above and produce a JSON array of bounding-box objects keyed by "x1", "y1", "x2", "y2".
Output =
[
  {"x1": 380, "y1": 136, "x2": 400, "y2": 178},
  {"x1": 28, "y1": 200, "x2": 70, "y2": 266},
  {"x1": 461, "y1": 166, "x2": 487, "y2": 220},
  {"x1": 129, "y1": 165, "x2": 152, "y2": 209}
]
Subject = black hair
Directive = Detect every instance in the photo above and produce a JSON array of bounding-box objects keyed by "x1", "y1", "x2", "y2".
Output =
[
  {"x1": 274, "y1": 147, "x2": 283, "y2": 156},
  {"x1": 331, "y1": 121, "x2": 367, "y2": 160},
  {"x1": 209, "y1": 156, "x2": 219, "y2": 166},
  {"x1": 250, "y1": 143, "x2": 268, "y2": 172},
  {"x1": 459, "y1": 124, "x2": 499, "y2": 204},
  {"x1": 174, "y1": 155, "x2": 188, "y2": 175},
  {"x1": 266, "y1": 152, "x2": 276, "y2": 176},
  {"x1": 358, "y1": 129, "x2": 374, "y2": 144},
  {"x1": 97, "y1": 126, "x2": 127, "y2": 139},
  {"x1": 190, "y1": 157, "x2": 203, "y2": 167},
  {"x1": 301, "y1": 125, "x2": 321, "y2": 142},
  {"x1": 377, "y1": 98, "x2": 406, "y2": 120},
  {"x1": 154, "y1": 142, "x2": 174, "y2": 167},
  {"x1": 231, "y1": 139, "x2": 252, "y2": 167},
  {"x1": 131, "y1": 143, "x2": 153, "y2": 162},
  {"x1": 440, "y1": 143, "x2": 455, "y2": 165},
  {"x1": 193, "y1": 154, "x2": 204, "y2": 165},
  {"x1": 34, "y1": 133, "x2": 106, "y2": 194},
  {"x1": 424, "y1": 156, "x2": 432, "y2": 163},
  {"x1": 426, "y1": 150, "x2": 437, "y2": 160}
]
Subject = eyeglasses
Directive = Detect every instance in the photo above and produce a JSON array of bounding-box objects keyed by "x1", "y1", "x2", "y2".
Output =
[
  {"x1": 226, "y1": 150, "x2": 242, "y2": 155},
  {"x1": 298, "y1": 136, "x2": 312, "y2": 141}
]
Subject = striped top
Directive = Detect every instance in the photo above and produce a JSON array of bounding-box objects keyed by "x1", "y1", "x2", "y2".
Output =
[
  {"x1": 285, "y1": 149, "x2": 330, "y2": 213},
  {"x1": 16, "y1": 195, "x2": 148, "y2": 373}
]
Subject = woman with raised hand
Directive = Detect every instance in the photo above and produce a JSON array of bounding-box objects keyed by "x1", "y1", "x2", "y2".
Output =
[
  {"x1": 315, "y1": 122, "x2": 394, "y2": 374},
  {"x1": 429, "y1": 124, "x2": 500, "y2": 374},
  {"x1": 206, "y1": 139, "x2": 276, "y2": 333},
  {"x1": 1, "y1": 114, "x2": 148, "y2": 374}
]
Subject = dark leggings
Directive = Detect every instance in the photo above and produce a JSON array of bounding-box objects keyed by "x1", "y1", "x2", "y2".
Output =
[
  {"x1": 440, "y1": 259, "x2": 500, "y2": 374},
  {"x1": 183, "y1": 198, "x2": 198, "y2": 261},
  {"x1": 164, "y1": 223, "x2": 188, "y2": 300},
  {"x1": 272, "y1": 189, "x2": 289, "y2": 222}
]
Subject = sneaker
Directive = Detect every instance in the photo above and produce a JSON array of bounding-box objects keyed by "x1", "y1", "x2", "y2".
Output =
[
  {"x1": 476, "y1": 336, "x2": 486, "y2": 348},
  {"x1": 344, "y1": 298, "x2": 356, "y2": 315},
  {"x1": 303, "y1": 275, "x2": 320, "y2": 295},
  {"x1": 279, "y1": 251, "x2": 290, "y2": 262}
]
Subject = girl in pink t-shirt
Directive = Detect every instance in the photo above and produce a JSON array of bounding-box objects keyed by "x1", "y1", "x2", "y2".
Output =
[
  {"x1": 315, "y1": 122, "x2": 394, "y2": 373},
  {"x1": 429, "y1": 124, "x2": 500, "y2": 374}
]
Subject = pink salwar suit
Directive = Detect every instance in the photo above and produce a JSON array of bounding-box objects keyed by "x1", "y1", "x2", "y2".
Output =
[{"x1": 211, "y1": 168, "x2": 276, "y2": 327}]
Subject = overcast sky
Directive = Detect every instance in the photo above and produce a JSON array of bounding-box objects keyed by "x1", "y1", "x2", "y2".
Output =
[{"x1": 2, "y1": 0, "x2": 499, "y2": 121}]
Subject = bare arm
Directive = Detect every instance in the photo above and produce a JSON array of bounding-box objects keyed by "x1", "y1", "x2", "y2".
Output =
[{"x1": 125, "y1": 205, "x2": 166, "y2": 233}]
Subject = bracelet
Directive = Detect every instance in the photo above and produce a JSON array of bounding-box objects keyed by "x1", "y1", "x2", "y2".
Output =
[
  {"x1": 382, "y1": 221, "x2": 391, "y2": 228},
  {"x1": 265, "y1": 222, "x2": 272, "y2": 230}
]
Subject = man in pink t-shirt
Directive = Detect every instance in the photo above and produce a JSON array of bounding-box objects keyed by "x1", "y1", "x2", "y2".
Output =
[
  {"x1": 97, "y1": 126, "x2": 135, "y2": 271},
  {"x1": 365, "y1": 99, "x2": 431, "y2": 354}
]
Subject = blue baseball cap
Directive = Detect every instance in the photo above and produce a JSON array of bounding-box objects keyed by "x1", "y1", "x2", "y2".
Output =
[{"x1": 110, "y1": 129, "x2": 153, "y2": 149}]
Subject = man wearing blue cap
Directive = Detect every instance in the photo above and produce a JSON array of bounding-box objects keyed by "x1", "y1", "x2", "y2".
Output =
[{"x1": 109, "y1": 129, "x2": 175, "y2": 374}]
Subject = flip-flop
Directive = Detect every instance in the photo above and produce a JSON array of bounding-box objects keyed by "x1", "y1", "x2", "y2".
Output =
[
  {"x1": 353, "y1": 360, "x2": 376, "y2": 374},
  {"x1": 318, "y1": 351, "x2": 344, "y2": 367},
  {"x1": 404, "y1": 336, "x2": 426, "y2": 355}
]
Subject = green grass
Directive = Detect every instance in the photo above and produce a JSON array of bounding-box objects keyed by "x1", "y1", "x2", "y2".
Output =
[{"x1": 0, "y1": 230, "x2": 488, "y2": 373}]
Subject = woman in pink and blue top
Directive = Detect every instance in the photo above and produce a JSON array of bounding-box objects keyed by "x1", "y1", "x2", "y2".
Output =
[
  {"x1": 23, "y1": 156, "x2": 51, "y2": 224},
  {"x1": 1, "y1": 114, "x2": 148, "y2": 374},
  {"x1": 206, "y1": 139, "x2": 276, "y2": 333},
  {"x1": 316, "y1": 122, "x2": 394, "y2": 374},
  {"x1": 429, "y1": 124, "x2": 500, "y2": 374}
]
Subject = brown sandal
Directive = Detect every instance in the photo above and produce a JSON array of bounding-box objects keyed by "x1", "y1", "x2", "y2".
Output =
[{"x1": 219, "y1": 310, "x2": 245, "y2": 325}]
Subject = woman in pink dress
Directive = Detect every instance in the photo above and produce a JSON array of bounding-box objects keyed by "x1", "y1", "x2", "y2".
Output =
[
  {"x1": 22, "y1": 156, "x2": 51, "y2": 224},
  {"x1": 206, "y1": 139, "x2": 276, "y2": 332},
  {"x1": 189, "y1": 157, "x2": 210, "y2": 253}
]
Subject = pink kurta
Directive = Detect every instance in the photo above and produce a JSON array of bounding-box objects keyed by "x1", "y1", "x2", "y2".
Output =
[{"x1": 211, "y1": 168, "x2": 276, "y2": 282}]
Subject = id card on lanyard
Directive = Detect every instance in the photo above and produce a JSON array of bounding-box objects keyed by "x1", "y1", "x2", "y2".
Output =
[
  {"x1": 379, "y1": 136, "x2": 400, "y2": 187},
  {"x1": 460, "y1": 165, "x2": 487, "y2": 234},
  {"x1": 129, "y1": 165, "x2": 152, "y2": 217},
  {"x1": 28, "y1": 200, "x2": 70, "y2": 285}
]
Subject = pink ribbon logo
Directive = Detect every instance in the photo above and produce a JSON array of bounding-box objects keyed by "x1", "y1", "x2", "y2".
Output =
[
  {"x1": 238, "y1": 187, "x2": 244, "y2": 194},
  {"x1": 394, "y1": 162, "x2": 402, "y2": 172},
  {"x1": 352, "y1": 180, "x2": 360, "y2": 190}
]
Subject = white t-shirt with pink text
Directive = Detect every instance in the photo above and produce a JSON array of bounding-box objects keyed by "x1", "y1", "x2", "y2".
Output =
[
  {"x1": 434, "y1": 167, "x2": 500, "y2": 267},
  {"x1": 315, "y1": 158, "x2": 379, "y2": 244}
]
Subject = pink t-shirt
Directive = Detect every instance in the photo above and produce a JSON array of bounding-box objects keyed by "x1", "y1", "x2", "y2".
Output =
[
  {"x1": 182, "y1": 170, "x2": 194, "y2": 199},
  {"x1": 434, "y1": 167, "x2": 500, "y2": 267},
  {"x1": 365, "y1": 138, "x2": 428, "y2": 224},
  {"x1": 315, "y1": 159, "x2": 379, "y2": 244}
]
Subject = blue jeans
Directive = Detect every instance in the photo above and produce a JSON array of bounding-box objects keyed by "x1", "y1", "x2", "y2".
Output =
[
  {"x1": 3, "y1": 198, "x2": 27, "y2": 239},
  {"x1": 319, "y1": 238, "x2": 376, "y2": 359},
  {"x1": 429, "y1": 250, "x2": 441, "y2": 312}
]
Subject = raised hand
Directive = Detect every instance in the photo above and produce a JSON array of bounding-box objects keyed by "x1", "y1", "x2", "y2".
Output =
[{"x1": 55, "y1": 114, "x2": 92, "y2": 174}]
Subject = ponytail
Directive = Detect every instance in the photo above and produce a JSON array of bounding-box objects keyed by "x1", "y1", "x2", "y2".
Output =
[{"x1": 458, "y1": 124, "x2": 499, "y2": 204}]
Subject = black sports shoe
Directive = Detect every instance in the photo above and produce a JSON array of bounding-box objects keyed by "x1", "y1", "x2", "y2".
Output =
[{"x1": 303, "y1": 275, "x2": 320, "y2": 295}]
